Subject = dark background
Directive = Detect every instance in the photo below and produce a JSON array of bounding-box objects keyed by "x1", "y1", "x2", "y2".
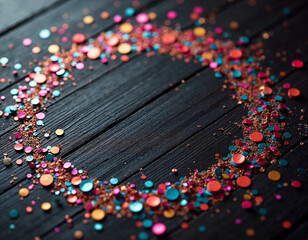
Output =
[{"x1": 0, "y1": 0, "x2": 307, "y2": 239}]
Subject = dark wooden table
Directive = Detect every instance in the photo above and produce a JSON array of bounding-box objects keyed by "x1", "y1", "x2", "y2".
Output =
[{"x1": 0, "y1": 0, "x2": 307, "y2": 239}]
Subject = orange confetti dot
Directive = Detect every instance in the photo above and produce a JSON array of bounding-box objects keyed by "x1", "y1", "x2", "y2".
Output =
[
  {"x1": 232, "y1": 153, "x2": 246, "y2": 165},
  {"x1": 39, "y1": 174, "x2": 54, "y2": 187},
  {"x1": 250, "y1": 132, "x2": 263, "y2": 142},
  {"x1": 146, "y1": 195, "x2": 161, "y2": 207},
  {"x1": 236, "y1": 176, "x2": 251, "y2": 188},
  {"x1": 200, "y1": 203, "x2": 209, "y2": 211},
  {"x1": 87, "y1": 47, "x2": 101, "y2": 59},
  {"x1": 229, "y1": 49, "x2": 242, "y2": 59},
  {"x1": 207, "y1": 180, "x2": 222, "y2": 193},
  {"x1": 288, "y1": 88, "x2": 300, "y2": 98},
  {"x1": 71, "y1": 176, "x2": 82, "y2": 186},
  {"x1": 26, "y1": 206, "x2": 33, "y2": 213},
  {"x1": 162, "y1": 33, "x2": 176, "y2": 44},
  {"x1": 107, "y1": 35, "x2": 120, "y2": 46}
]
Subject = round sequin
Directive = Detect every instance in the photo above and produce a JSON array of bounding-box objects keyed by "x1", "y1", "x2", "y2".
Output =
[
  {"x1": 236, "y1": 176, "x2": 251, "y2": 188},
  {"x1": 268, "y1": 170, "x2": 281, "y2": 181},
  {"x1": 91, "y1": 209, "x2": 105, "y2": 221},
  {"x1": 79, "y1": 180, "x2": 93, "y2": 192},
  {"x1": 40, "y1": 174, "x2": 54, "y2": 186}
]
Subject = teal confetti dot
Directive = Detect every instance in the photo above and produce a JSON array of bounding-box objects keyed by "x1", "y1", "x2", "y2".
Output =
[
  {"x1": 125, "y1": 7, "x2": 135, "y2": 16},
  {"x1": 10, "y1": 89, "x2": 18, "y2": 95},
  {"x1": 297, "y1": 168, "x2": 306, "y2": 175},
  {"x1": 14, "y1": 63, "x2": 22, "y2": 70},
  {"x1": 144, "y1": 180, "x2": 153, "y2": 188},
  {"x1": 165, "y1": 188, "x2": 179, "y2": 201},
  {"x1": 110, "y1": 177, "x2": 118, "y2": 185},
  {"x1": 52, "y1": 90, "x2": 61, "y2": 97},
  {"x1": 0, "y1": 57, "x2": 9, "y2": 64},
  {"x1": 79, "y1": 180, "x2": 94, "y2": 192},
  {"x1": 241, "y1": 95, "x2": 248, "y2": 101},
  {"x1": 279, "y1": 159, "x2": 288, "y2": 167},
  {"x1": 199, "y1": 225, "x2": 206, "y2": 232},
  {"x1": 283, "y1": 132, "x2": 292, "y2": 139},
  {"x1": 9, "y1": 209, "x2": 19, "y2": 219},
  {"x1": 138, "y1": 232, "x2": 149, "y2": 240},
  {"x1": 143, "y1": 219, "x2": 153, "y2": 228},
  {"x1": 232, "y1": 70, "x2": 242, "y2": 78},
  {"x1": 129, "y1": 202, "x2": 143, "y2": 213},
  {"x1": 94, "y1": 223, "x2": 103, "y2": 231},
  {"x1": 9, "y1": 224, "x2": 16, "y2": 230},
  {"x1": 31, "y1": 98, "x2": 40, "y2": 105},
  {"x1": 39, "y1": 29, "x2": 51, "y2": 39}
]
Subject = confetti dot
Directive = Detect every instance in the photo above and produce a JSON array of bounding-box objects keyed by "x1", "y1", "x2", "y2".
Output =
[{"x1": 268, "y1": 170, "x2": 281, "y2": 181}]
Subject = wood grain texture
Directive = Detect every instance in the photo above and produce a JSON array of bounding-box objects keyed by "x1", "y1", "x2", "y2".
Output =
[{"x1": 0, "y1": 0, "x2": 307, "y2": 239}]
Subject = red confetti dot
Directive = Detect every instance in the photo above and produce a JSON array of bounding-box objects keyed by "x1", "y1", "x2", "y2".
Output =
[
  {"x1": 291, "y1": 59, "x2": 303, "y2": 68},
  {"x1": 250, "y1": 132, "x2": 264, "y2": 142},
  {"x1": 241, "y1": 200, "x2": 252, "y2": 209},
  {"x1": 236, "y1": 176, "x2": 251, "y2": 188},
  {"x1": 291, "y1": 180, "x2": 301, "y2": 188},
  {"x1": 282, "y1": 221, "x2": 292, "y2": 229},
  {"x1": 72, "y1": 33, "x2": 86, "y2": 44}
]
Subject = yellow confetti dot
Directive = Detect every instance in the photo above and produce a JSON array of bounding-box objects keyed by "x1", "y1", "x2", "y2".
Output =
[
  {"x1": 163, "y1": 209, "x2": 175, "y2": 218},
  {"x1": 202, "y1": 52, "x2": 213, "y2": 60},
  {"x1": 193, "y1": 27, "x2": 206, "y2": 37},
  {"x1": 268, "y1": 170, "x2": 281, "y2": 181},
  {"x1": 83, "y1": 15, "x2": 94, "y2": 24},
  {"x1": 91, "y1": 209, "x2": 105, "y2": 221},
  {"x1": 41, "y1": 202, "x2": 51, "y2": 211},
  {"x1": 55, "y1": 129, "x2": 64, "y2": 136},
  {"x1": 119, "y1": 23, "x2": 133, "y2": 33},
  {"x1": 118, "y1": 43, "x2": 131, "y2": 54},
  {"x1": 48, "y1": 44, "x2": 59, "y2": 54},
  {"x1": 19, "y1": 188, "x2": 29, "y2": 197}
]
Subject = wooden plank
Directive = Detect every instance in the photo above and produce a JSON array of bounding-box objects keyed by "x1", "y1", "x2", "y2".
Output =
[
  {"x1": 0, "y1": 0, "x2": 231, "y2": 192},
  {"x1": 0, "y1": 0, "x2": 66, "y2": 35},
  {"x1": 0, "y1": 0, "x2": 305, "y2": 193}
]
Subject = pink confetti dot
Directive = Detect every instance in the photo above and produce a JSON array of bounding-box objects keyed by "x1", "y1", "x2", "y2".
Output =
[
  {"x1": 209, "y1": 61, "x2": 218, "y2": 69},
  {"x1": 36, "y1": 112, "x2": 45, "y2": 120},
  {"x1": 241, "y1": 200, "x2": 252, "y2": 209},
  {"x1": 76, "y1": 62, "x2": 85, "y2": 70},
  {"x1": 215, "y1": 27, "x2": 223, "y2": 35},
  {"x1": 113, "y1": 14, "x2": 122, "y2": 23},
  {"x1": 194, "y1": 6, "x2": 203, "y2": 14},
  {"x1": 152, "y1": 223, "x2": 166, "y2": 235},
  {"x1": 167, "y1": 11, "x2": 177, "y2": 19},
  {"x1": 23, "y1": 38, "x2": 32, "y2": 46},
  {"x1": 136, "y1": 13, "x2": 149, "y2": 23},
  {"x1": 283, "y1": 83, "x2": 291, "y2": 89}
]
